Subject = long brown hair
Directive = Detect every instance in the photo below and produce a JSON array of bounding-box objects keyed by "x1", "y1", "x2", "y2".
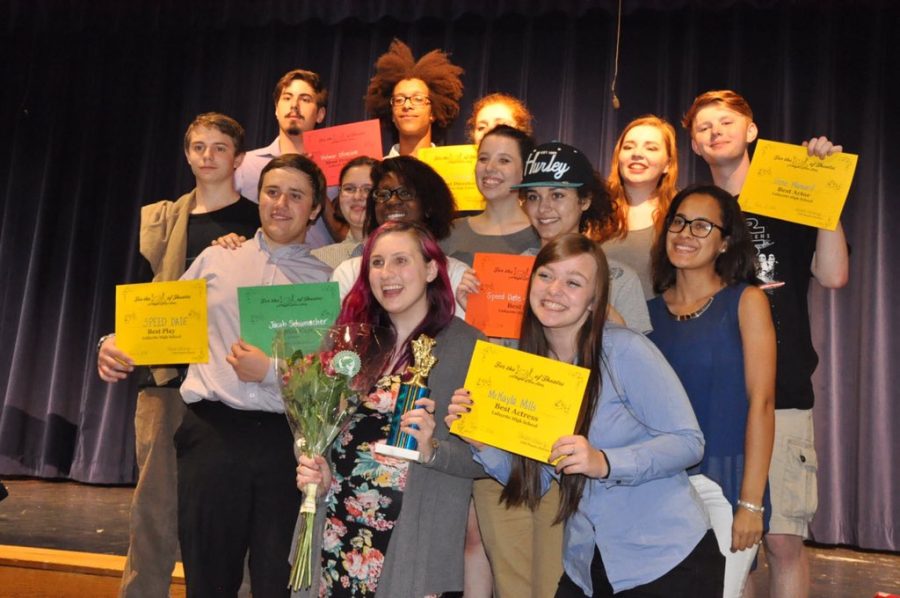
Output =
[
  {"x1": 602, "y1": 115, "x2": 678, "y2": 241},
  {"x1": 501, "y1": 234, "x2": 610, "y2": 522}
]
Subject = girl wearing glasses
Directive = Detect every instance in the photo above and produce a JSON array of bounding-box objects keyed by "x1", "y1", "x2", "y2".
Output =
[
  {"x1": 295, "y1": 221, "x2": 485, "y2": 597},
  {"x1": 448, "y1": 234, "x2": 724, "y2": 597},
  {"x1": 601, "y1": 116, "x2": 680, "y2": 298},
  {"x1": 331, "y1": 156, "x2": 472, "y2": 315},
  {"x1": 366, "y1": 39, "x2": 464, "y2": 158},
  {"x1": 647, "y1": 185, "x2": 775, "y2": 598},
  {"x1": 312, "y1": 157, "x2": 378, "y2": 268}
]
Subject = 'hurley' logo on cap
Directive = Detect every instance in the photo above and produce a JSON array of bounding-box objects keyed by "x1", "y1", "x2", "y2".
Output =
[{"x1": 524, "y1": 150, "x2": 571, "y2": 180}]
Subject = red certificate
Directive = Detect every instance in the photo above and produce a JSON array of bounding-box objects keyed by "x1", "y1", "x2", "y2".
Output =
[
  {"x1": 465, "y1": 253, "x2": 536, "y2": 339},
  {"x1": 304, "y1": 120, "x2": 383, "y2": 186}
]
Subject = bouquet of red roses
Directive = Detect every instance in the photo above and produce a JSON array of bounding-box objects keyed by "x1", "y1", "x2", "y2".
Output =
[{"x1": 273, "y1": 323, "x2": 388, "y2": 591}]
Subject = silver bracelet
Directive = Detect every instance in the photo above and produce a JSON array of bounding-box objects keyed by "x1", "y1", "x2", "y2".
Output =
[
  {"x1": 737, "y1": 499, "x2": 765, "y2": 515},
  {"x1": 420, "y1": 438, "x2": 439, "y2": 466}
]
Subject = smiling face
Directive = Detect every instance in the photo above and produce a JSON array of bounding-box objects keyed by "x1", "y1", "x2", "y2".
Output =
[
  {"x1": 373, "y1": 171, "x2": 424, "y2": 226},
  {"x1": 368, "y1": 230, "x2": 438, "y2": 326},
  {"x1": 618, "y1": 124, "x2": 670, "y2": 188},
  {"x1": 472, "y1": 102, "x2": 517, "y2": 145},
  {"x1": 529, "y1": 253, "x2": 598, "y2": 338},
  {"x1": 338, "y1": 164, "x2": 373, "y2": 238},
  {"x1": 522, "y1": 187, "x2": 589, "y2": 244},
  {"x1": 258, "y1": 167, "x2": 322, "y2": 249},
  {"x1": 184, "y1": 126, "x2": 244, "y2": 185},
  {"x1": 665, "y1": 193, "x2": 728, "y2": 271},
  {"x1": 690, "y1": 104, "x2": 758, "y2": 167},
  {"x1": 275, "y1": 78, "x2": 326, "y2": 137},
  {"x1": 476, "y1": 134, "x2": 524, "y2": 202},
  {"x1": 391, "y1": 78, "x2": 433, "y2": 140}
]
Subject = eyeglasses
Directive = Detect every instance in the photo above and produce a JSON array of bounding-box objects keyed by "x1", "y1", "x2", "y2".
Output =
[
  {"x1": 667, "y1": 215, "x2": 725, "y2": 238},
  {"x1": 390, "y1": 94, "x2": 431, "y2": 108},
  {"x1": 372, "y1": 186, "x2": 416, "y2": 204},
  {"x1": 340, "y1": 184, "x2": 372, "y2": 196}
]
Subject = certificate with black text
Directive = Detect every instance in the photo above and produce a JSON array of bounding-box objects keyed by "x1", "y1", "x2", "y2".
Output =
[
  {"x1": 115, "y1": 280, "x2": 208, "y2": 365},
  {"x1": 450, "y1": 340, "x2": 589, "y2": 463},
  {"x1": 237, "y1": 282, "x2": 340, "y2": 356},
  {"x1": 740, "y1": 139, "x2": 857, "y2": 230}
]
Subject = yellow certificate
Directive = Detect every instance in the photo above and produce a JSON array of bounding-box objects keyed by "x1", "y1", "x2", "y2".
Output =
[
  {"x1": 740, "y1": 139, "x2": 857, "y2": 230},
  {"x1": 115, "y1": 280, "x2": 208, "y2": 365},
  {"x1": 417, "y1": 145, "x2": 484, "y2": 211},
  {"x1": 451, "y1": 340, "x2": 589, "y2": 463}
]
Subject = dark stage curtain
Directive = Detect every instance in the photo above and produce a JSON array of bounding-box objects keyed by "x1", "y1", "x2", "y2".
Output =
[{"x1": 1, "y1": 0, "x2": 897, "y2": 550}]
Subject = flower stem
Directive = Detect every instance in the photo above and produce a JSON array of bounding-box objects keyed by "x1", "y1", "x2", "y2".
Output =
[{"x1": 288, "y1": 483, "x2": 319, "y2": 591}]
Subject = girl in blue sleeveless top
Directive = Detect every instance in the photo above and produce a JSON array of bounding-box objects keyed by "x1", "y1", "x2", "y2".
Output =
[{"x1": 647, "y1": 185, "x2": 775, "y2": 597}]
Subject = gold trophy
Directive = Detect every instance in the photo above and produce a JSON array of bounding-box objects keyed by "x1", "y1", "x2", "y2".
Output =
[{"x1": 375, "y1": 335, "x2": 437, "y2": 461}]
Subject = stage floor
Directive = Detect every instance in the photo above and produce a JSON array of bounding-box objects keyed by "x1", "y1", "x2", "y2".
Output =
[{"x1": 0, "y1": 478, "x2": 897, "y2": 596}]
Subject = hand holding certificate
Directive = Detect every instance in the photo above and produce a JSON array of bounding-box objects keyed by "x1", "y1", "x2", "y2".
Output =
[
  {"x1": 450, "y1": 340, "x2": 589, "y2": 463},
  {"x1": 237, "y1": 282, "x2": 341, "y2": 356},
  {"x1": 303, "y1": 120, "x2": 383, "y2": 186},
  {"x1": 465, "y1": 253, "x2": 535, "y2": 339},
  {"x1": 740, "y1": 139, "x2": 858, "y2": 230},
  {"x1": 115, "y1": 280, "x2": 208, "y2": 365}
]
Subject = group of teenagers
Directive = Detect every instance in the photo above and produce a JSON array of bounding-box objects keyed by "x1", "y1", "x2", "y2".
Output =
[{"x1": 96, "y1": 39, "x2": 848, "y2": 598}]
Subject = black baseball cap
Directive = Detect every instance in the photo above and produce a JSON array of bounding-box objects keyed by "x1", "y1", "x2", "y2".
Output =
[{"x1": 510, "y1": 142, "x2": 594, "y2": 189}]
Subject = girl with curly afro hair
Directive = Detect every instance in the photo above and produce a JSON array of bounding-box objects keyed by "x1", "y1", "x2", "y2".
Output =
[{"x1": 366, "y1": 39, "x2": 464, "y2": 157}]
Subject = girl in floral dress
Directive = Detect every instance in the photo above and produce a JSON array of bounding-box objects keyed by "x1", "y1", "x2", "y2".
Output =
[{"x1": 293, "y1": 221, "x2": 485, "y2": 598}]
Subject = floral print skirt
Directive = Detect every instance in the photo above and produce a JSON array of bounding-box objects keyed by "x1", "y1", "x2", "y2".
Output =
[{"x1": 318, "y1": 380, "x2": 409, "y2": 597}]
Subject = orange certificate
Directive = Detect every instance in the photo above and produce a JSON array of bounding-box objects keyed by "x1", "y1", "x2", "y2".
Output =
[
  {"x1": 304, "y1": 120, "x2": 383, "y2": 186},
  {"x1": 465, "y1": 253, "x2": 535, "y2": 339}
]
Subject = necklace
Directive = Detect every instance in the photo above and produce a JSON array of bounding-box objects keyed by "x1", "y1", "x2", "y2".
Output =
[{"x1": 666, "y1": 295, "x2": 715, "y2": 321}]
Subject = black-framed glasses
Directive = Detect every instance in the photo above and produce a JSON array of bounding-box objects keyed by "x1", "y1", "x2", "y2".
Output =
[
  {"x1": 372, "y1": 186, "x2": 416, "y2": 204},
  {"x1": 340, "y1": 184, "x2": 372, "y2": 196},
  {"x1": 667, "y1": 215, "x2": 725, "y2": 238},
  {"x1": 389, "y1": 94, "x2": 431, "y2": 108}
]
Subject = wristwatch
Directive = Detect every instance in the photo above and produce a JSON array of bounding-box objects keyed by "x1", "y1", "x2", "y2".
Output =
[{"x1": 97, "y1": 333, "x2": 115, "y2": 354}]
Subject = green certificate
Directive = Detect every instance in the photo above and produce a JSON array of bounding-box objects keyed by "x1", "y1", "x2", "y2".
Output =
[
  {"x1": 116, "y1": 280, "x2": 208, "y2": 365},
  {"x1": 237, "y1": 282, "x2": 341, "y2": 356}
]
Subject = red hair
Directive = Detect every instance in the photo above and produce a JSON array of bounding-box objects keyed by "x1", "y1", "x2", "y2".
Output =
[
  {"x1": 682, "y1": 90, "x2": 754, "y2": 130},
  {"x1": 337, "y1": 221, "x2": 455, "y2": 374},
  {"x1": 466, "y1": 93, "x2": 534, "y2": 141},
  {"x1": 603, "y1": 115, "x2": 679, "y2": 240}
]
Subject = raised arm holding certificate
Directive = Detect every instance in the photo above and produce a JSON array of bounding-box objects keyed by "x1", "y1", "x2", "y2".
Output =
[
  {"x1": 417, "y1": 145, "x2": 484, "y2": 211},
  {"x1": 740, "y1": 139, "x2": 858, "y2": 230},
  {"x1": 450, "y1": 340, "x2": 589, "y2": 463},
  {"x1": 303, "y1": 119, "x2": 383, "y2": 186},
  {"x1": 115, "y1": 279, "x2": 208, "y2": 365},
  {"x1": 237, "y1": 281, "x2": 341, "y2": 356},
  {"x1": 465, "y1": 253, "x2": 535, "y2": 339}
]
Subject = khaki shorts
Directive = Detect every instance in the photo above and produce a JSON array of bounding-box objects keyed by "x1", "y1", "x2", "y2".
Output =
[{"x1": 767, "y1": 408, "x2": 818, "y2": 538}]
